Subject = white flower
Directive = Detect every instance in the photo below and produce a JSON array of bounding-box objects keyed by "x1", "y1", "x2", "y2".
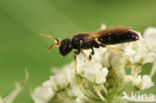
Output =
[
  {"x1": 124, "y1": 36, "x2": 156, "y2": 64},
  {"x1": 124, "y1": 75, "x2": 133, "y2": 83},
  {"x1": 144, "y1": 27, "x2": 156, "y2": 77},
  {"x1": 101, "y1": 51, "x2": 112, "y2": 67},
  {"x1": 50, "y1": 74, "x2": 70, "y2": 91},
  {"x1": 141, "y1": 75, "x2": 154, "y2": 89},
  {"x1": 125, "y1": 75, "x2": 154, "y2": 90},
  {"x1": 76, "y1": 98, "x2": 82, "y2": 103},
  {"x1": 32, "y1": 87, "x2": 54, "y2": 103},
  {"x1": 144, "y1": 27, "x2": 156, "y2": 52},
  {"x1": 77, "y1": 58, "x2": 108, "y2": 84},
  {"x1": 110, "y1": 53, "x2": 126, "y2": 70},
  {"x1": 32, "y1": 74, "x2": 71, "y2": 103}
]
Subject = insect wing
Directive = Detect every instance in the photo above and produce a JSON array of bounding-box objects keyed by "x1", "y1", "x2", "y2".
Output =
[{"x1": 84, "y1": 26, "x2": 131, "y2": 41}]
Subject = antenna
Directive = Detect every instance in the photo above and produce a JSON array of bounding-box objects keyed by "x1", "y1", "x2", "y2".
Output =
[{"x1": 40, "y1": 33, "x2": 60, "y2": 51}]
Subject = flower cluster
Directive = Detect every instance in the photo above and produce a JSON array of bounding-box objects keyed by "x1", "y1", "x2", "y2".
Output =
[{"x1": 32, "y1": 25, "x2": 156, "y2": 103}]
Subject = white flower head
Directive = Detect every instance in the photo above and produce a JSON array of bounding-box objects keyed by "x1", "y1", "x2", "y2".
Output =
[
  {"x1": 124, "y1": 34, "x2": 156, "y2": 65},
  {"x1": 124, "y1": 75, "x2": 133, "y2": 83},
  {"x1": 32, "y1": 87, "x2": 54, "y2": 103},
  {"x1": 77, "y1": 55, "x2": 108, "y2": 84},
  {"x1": 125, "y1": 75, "x2": 154, "y2": 90},
  {"x1": 102, "y1": 51, "x2": 112, "y2": 67},
  {"x1": 144, "y1": 27, "x2": 156, "y2": 52},
  {"x1": 32, "y1": 25, "x2": 156, "y2": 103},
  {"x1": 32, "y1": 71, "x2": 72, "y2": 103},
  {"x1": 111, "y1": 53, "x2": 126, "y2": 70},
  {"x1": 141, "y1": 75, "x2": 154, "y2": 89},
  {"x1": 143, "y1": 28, "x2": 156, "y2": 77}
]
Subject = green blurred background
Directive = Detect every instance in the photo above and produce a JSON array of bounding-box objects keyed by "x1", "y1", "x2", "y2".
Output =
[{"x1": 0, "y1": 0, "x2": 156, "y2": 103}]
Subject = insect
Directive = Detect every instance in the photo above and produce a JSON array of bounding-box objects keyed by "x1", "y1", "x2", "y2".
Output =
[{"x1": 40, "y1": 26, "x2": 139, "y2": 72}]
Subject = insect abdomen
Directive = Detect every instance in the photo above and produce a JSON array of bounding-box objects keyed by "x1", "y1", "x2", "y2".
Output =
[{"x1": 98, "y1": 31, "x2": 139, "y2": 45}]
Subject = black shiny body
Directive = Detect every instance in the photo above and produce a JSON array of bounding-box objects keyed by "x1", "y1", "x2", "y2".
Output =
[
  {"x1": 98, "y1": 31, "x2": 139, "y2": 45},
  {"x1": 72, "y1": 33, "x2": 100, "y2": 50},
  {"x1": 59, "y1": 33, "x2": 99, "y2": 56},
  {"x1": 58, "y1": 30, "x2": 139, "y2": 59}
]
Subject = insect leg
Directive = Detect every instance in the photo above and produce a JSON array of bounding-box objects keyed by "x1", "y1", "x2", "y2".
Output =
[
  {"x1": 100, "y1": 43, "x2": 124, "y2": 52},
  {"x1": 89, "y1": 48, "x2": 95, "y2": 60},
  {"x1": 80, "y1": 49, "x2": 93, "y2": 64},
  {"x1": 105, "y1": 45, "x2": 124, "y2": 52},
  {"x1": 73, "y1": 53, "x2": 77, "y2": 72},
  {"x1": 100, "y1": 43, "x2": 105, "y2": 47},
  {"x1": 73, "y1": 50, "x2": 80, "y2": 72},
  {"x1": 74, "y1": 50, "x2": 80, "y2": 55}
]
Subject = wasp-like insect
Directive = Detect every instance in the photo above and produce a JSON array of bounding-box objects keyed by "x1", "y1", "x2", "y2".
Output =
[{"x1": 40, "y1": 26, "x2": 139, "y2": 72}]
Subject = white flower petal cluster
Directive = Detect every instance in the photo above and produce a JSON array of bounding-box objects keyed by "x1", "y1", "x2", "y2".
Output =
[
  {"x1": 77, "y1": 55, "x2": 108, "y2": 84},
  {"x1": 124, "y1": 39, "x2": 156, "y2": 65},
  {"x1": 124, "y1": 75, "x2": 154, "y2": 90},
  {"x1": 32, "y1": 63, "x2": 74, "y2": 103},
  {"x1": 32, "y1": 25, "x2": 156, "y2": 103},
  {"x1": 144, "y1": 27, "x2": 156, "y2": 52},
  {"x1": 138, "y1": 75, "x2": 154, "y2": 90}
]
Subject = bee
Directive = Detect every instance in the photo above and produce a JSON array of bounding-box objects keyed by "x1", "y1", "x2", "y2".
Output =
[{"x1": 40, "y1": 26, "x2": 139, "y2": 72}]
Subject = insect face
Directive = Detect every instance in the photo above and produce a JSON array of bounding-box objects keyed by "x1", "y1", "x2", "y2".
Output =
[{"x1": 59, "y1": 39, "x2": 73, "y2": 56}]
